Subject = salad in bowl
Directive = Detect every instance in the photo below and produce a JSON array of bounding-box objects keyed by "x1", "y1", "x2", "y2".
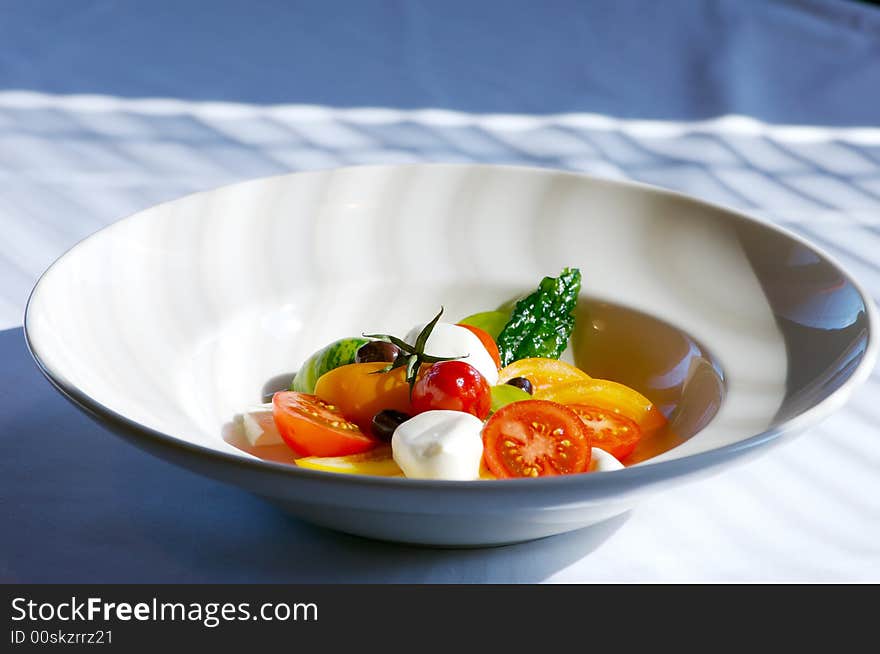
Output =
[{"x1": 235, "y1": 268, "x2": 669, "y2": 480}]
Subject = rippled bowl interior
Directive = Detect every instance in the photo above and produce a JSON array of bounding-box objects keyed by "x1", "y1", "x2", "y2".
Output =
[{"x1": 24, "y1": 164, "x2": 876, "y2": 545}]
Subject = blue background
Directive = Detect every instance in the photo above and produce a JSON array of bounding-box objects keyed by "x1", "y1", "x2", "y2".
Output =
[{"x1": 0, "y1": 0, "x2": 878, "y2": 123}]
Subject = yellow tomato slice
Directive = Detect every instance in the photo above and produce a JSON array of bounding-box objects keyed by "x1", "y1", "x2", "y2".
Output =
[
  {"x1": 535, "y1": 379, "x2": 667, "y2": 433},
  {"x1": 314, "y1": 362, "x2": 413, "y2": 432},
  {"x1": 295, "y1": 445, "x2": 403, "y2": 476},
  {"x1": 497, "y1": 358, "x2": 591, "y2": 395}
]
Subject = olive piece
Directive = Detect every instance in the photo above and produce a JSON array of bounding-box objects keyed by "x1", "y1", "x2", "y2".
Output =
[
  {"x1": 371, "y1": 409, "x2": 412, "y2": 442},
  {"x1": 505, "y1": 376, "x2": 533, "y2": 395},
  {"x1": 355, "y1": 340, "x2": 401, "y2": 364}
]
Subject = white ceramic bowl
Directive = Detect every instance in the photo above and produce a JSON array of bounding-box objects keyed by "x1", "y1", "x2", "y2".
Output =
[{"x1": 25, "y1": 164, "x2": 877, "y2": 546}]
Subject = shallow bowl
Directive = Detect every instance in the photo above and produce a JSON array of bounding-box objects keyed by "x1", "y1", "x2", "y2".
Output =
[{"x1": 25, "y1": 164, "x2": 877, "y2": 546}]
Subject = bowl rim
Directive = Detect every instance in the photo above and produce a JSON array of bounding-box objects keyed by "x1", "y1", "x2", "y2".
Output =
[{"x1": 22, "y1": 162, "x2": 880, "y2": 493}]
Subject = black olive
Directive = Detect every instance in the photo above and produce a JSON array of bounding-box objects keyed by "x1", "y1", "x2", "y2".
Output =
[
  {"x1": 355, "y1": 340, "x2": 401, "y2": 364},
  {"x1": 371, "y1": 409, "x2": 411, "y2": 441},
  {"x1": 505, "y1": 376, "x2": 533, "y2": 395}
]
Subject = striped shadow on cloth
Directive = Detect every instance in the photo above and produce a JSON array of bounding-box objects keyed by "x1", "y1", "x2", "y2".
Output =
[{"x1": 1, "y1": 91, "x2": 879, "y2": 332}]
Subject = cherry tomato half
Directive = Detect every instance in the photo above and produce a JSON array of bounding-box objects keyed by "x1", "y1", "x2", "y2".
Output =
[
  {"x1": 273, "y1": 391, "x2": 377, "y2": 457},
  {"x1": 411, "y1": 360, "x2": 491, "y2": 419},
  {"x1": 482, "y1": 400, "x2": 591, "y2": 478},
  {"x1": 568, "y1": 404, "x2": 642, "y2": 461},
  {"x1": 456, "y1": 323, "x2": 502, "y2": 370},
  {"x1": 536, "y1": 379, "x2": 666, "y2": 433}
]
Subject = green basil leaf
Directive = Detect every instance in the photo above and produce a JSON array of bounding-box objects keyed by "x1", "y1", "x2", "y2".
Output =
[{"x1": 496, "y1": 268, "x2": 582, "y2": 366}]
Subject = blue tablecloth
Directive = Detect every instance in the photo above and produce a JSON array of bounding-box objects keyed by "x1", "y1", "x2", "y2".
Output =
[
  {"x1": 2, "y1": 0, "x2": 879, "y2": 124},
  {"x1": 1, "y1": 0, "x2": 879, "y2": 582}
]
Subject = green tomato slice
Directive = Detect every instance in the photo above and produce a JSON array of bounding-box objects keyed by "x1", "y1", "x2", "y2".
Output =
[
  {"x1": 458, "y1": 310, "x2": 511, "y2": 341},
  {"x1": 291, "y1": 337, "x2": 369, "y2": 393},
  {"x1": 489, "y1": 384, "x2": 532, "y2": 414}
]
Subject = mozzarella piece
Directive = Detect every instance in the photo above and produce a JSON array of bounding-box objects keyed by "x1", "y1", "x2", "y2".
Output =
[
  {"x1": 589, "y1": 447, "x2": 625, "y2": 472},
  {"x1": 236, "y1": 403, "x2": 283, "y2": 447},
  {"x1": 391, "y1": 410, "x2": 485, "y2": 480},
  {"x1": 404, "y1": 321, "x2": 499, "y2": 385}
]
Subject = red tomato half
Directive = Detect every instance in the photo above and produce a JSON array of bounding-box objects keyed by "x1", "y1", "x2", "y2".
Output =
[
  {"x1": 457, "y1": 323, "x2": 502, "y2": 370},
  {"x1": 568, "y1": 404, "x2": 642, "y2": 460},
  {"x1": 411, "y1": 360, "x2": 491, "y2": 419},
  {"x1": 273, "y1": 391, "x2": 377, "y2": 457},
  {"x1": 482, "y1": 400, "x2": 591, "y2": 478}
]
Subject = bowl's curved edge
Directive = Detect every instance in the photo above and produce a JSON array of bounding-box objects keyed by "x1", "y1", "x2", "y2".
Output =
[{"x1": 20, "y1": 163, "x2": 880, "y2": 503}]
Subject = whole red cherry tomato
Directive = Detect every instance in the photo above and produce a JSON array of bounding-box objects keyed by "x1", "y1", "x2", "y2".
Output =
[{"x1": 411, "y1": 360, "x2": 491, "y2": 419}]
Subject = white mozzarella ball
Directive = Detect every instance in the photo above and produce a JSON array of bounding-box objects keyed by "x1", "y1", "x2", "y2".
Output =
[
  {"x1": 391, "y1": 410, "x2": 485, "y2": 480},
  {"x1": 404, "y1": 321, "x2": 499, "y2": 385}
]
